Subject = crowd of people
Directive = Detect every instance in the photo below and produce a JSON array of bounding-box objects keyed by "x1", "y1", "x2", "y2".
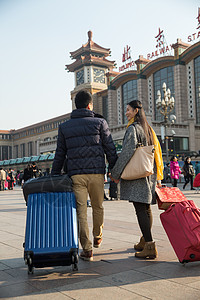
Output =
[
  {"x1": 164, "y1": 156, "x2": 200, "y2": 190},
  {"x1": 0, "y1": 162, "x2": 49, "y2": 191}
]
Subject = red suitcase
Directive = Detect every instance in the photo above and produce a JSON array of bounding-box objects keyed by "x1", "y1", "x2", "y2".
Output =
[
  {"x1": 156, "y1": 186, "x2": 188, "y2": 210},
  {"x1": 193, "y1": 173, "x2": 200, "y2": 188},
  {"x1": 160, "y1": 200, "x2": 200, "y2": 264}
]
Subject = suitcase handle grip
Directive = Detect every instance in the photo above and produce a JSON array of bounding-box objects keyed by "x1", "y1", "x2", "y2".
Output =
[{"x1": 184, "y1": 207, "x2": 200, "y2": 230}]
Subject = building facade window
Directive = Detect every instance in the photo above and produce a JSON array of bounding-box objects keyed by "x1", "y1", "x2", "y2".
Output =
[
  {"x1": 102, "y1": 96, "x2": 108, "y2": 121},
  {"x1": 153, "y1": 66, "x2": 175, "y2": 121},
  {"x1": 194, "y1": 55, "x2": 200, "y2": 124},
  {"x1": 2, "y1": 146, "x2": 9, "y2": 160},
  {"x1": 28, "y1": 142, "x2": 33, "y2": 156},
  {"x1": 158, "y1": 136, "x2": 189, "y2": 154},
  {"x1": 14, "y1": 145, "x2": 19, "y2": 158},
  {"x1": 0, "y1": 134, "x2": 11, "y2": 140},
  {"x1": 20, "y1": 143, "x2": 25, "y2": 157},
  {"x1": 122, "y1": 79, "x2": 138, "y2": 123}
]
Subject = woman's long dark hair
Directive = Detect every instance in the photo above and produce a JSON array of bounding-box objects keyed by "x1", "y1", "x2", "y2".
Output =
[{"x1": 128, "y1": 100, "x2": 153, "y2": 145}]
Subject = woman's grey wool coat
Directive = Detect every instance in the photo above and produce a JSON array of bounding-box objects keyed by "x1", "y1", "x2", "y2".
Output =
[{"x1": 111, "y1": 122, "x2": 157, "y2": 204}]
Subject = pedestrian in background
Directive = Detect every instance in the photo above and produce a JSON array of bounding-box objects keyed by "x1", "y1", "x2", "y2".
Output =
[
  {"x1": 170, "y1": 156, "x2": 181, "y2": 187},
  {"x1": 164, "y1": 162, "x2": 171, "y2": 183},
  {"x1": 0, "y1": 168, "x2": 6, "y2": 191},
  {"x1": 8, "y1": 168, "x2": 14, "y2": 190},
  {"x1": 110, "y1": 100, "x2": 163, "y2": 259},
  {"x1": 182, "y1": 157, "x2": 195, "y2": 190},
  {"x1": 31, "y1": 162, "x2": 38, "y2": 178},
  {"x1": 23, "y1": 164, "x2": 32, "y2": 182}
]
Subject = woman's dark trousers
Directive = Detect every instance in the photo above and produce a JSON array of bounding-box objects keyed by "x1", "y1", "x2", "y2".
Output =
[
  {"x1": 183, "y1": 175, "x2": 194, "y2": 189},
  {"x1": 173, "y1": 178, "x2": 178, "y2": 187},
  {"x1": 133, "y1": 202, "x2": 153, "y2": 242}
]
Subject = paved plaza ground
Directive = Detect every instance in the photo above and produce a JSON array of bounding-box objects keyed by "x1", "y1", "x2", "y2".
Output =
[{"x1": 0, "y1": 184, "x2": 200, "y2": 299}]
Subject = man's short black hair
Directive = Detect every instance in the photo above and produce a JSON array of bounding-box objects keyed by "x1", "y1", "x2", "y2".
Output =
[{"x1": 75, "y1": 90, "x2": 93, "y2": 109}]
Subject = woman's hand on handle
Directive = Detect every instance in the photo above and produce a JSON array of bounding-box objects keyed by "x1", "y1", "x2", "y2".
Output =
[
  {"x1": 156, "y1": 180, "x2": 162, "y2": 188},
  {"x1": 109, "y1": 173, "x2": 120, "y2": 184}
]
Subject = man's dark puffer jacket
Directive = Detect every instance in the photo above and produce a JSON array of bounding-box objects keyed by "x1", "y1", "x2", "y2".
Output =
[{"x1": 51, "y1": 109, "x2": 118, "y2": 176}]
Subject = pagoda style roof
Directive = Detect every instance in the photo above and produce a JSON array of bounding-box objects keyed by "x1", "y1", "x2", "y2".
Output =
[
  {"x1": 70, "y1": 31, "x2": 111, "y2": 59},
  {"x1": 66, "y1": 54, "x2": 115, "y2": 72},
  {"x1": 66, "y1": 31, "x2": 115, "y2": 72}
]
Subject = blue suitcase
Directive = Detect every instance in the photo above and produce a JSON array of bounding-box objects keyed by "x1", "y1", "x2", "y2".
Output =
[{"x1": 24, "y1": 192, "x2": 78, "y2": 274}]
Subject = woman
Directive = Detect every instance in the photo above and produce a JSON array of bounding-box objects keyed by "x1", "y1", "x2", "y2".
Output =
[
  {"x1": 170, "y1": 156, "x2": 181, "y2": 187},
  {"x1": 182, "y1": 157, "x2": 195, "y2": 190},
  {"x1": 8, "y1": 168, "x2": 14, "y2": 190},
  {"x1": 110, "y1": 100, "x2": 163, "y2": 259}
]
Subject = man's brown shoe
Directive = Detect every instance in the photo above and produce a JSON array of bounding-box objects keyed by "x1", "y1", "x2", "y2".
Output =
[
  {"x1": 93, "y1": 238, "x2": 102, "y2": 248},
  {"x1": 79, "y1": 250, "x2": 93, "y2": 261}
]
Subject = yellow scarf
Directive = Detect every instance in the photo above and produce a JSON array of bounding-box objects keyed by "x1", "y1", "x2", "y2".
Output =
[{"x1": 127, "y1": 119, "x2": 164, "y2": 180}]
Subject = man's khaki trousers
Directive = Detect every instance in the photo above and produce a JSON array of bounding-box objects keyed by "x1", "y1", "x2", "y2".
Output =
[{"x1": 71, "y1": 174, "x2": 104, "y2": 251}]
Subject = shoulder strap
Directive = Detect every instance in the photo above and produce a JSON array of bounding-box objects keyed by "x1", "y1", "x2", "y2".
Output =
[{"x1": 131, "y1": 123, "x2": 143, "y2": 145}]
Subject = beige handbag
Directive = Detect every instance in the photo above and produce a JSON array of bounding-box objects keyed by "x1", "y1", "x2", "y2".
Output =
[{"x1": 121, "y1": 134, "x2": 155, "y2": 180}]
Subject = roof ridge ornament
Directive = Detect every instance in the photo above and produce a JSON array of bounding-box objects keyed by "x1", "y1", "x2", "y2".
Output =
[{"x1": 88, "y1": 30, "x2": 93, "y2": 42}]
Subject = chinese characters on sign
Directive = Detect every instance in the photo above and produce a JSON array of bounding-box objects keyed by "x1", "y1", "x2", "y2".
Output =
[
  {"x1": 119, "y1": 45, "x2": 135, "y2": 72},
  {"x1": 119, "y1": 8, "x2": 200, "y2": 65},
  {"x1": 188, "y1": 7, "x2": 200, "y2": 42},
  {"x1": 147, "y1": 27, "x2": 172, "y2": 60}
]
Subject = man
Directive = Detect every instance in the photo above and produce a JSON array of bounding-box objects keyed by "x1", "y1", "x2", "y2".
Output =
[
  {"x1": 51, "y1": 90, "x2": 118, "y2": 261},
  {"x1": 0, "y1": 168, "x2": 6, "y2": 191},
  {"x1": 164, "y1": 162, "x2": 171, "y2": 183},
  {"x1": 31, "y1": 162, "x2": 39, "y2": 178}
]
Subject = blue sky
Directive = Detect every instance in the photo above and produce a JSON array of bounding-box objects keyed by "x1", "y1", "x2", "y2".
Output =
[{"x1": 0, "y1": 0, "x2": 199, "y2": 130}]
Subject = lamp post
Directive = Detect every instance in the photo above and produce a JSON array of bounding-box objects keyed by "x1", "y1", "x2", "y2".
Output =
[{"x1": 156, "y1": 82, "x2": 175, "y2": 163}]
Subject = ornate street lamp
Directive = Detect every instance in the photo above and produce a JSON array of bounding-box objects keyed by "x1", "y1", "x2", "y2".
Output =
[{"x1": 156, "y1": 82, "x2": 175, "y2": 162}]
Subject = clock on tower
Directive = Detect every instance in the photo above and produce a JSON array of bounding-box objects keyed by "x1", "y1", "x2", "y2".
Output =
[
  {"x1": 76, "y1": 69, "x2": 84, "y2": 86},
  {"x1": 93, "y1": 68, "x2": 105, "y2": 83}
]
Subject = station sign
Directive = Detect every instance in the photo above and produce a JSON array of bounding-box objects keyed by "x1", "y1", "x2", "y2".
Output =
[
  {"x1": 187, "y1": 7, "x2": 200, "y2": 42},
  {"x1": 119, "y1": 8, "x2": 200, "y2": 65},
  {"x1": 119, "y1": 45, "x2": 135, "y2": 72},
  {"x1": 147, "y1": 27, "x2": 172, "y2": 60}
]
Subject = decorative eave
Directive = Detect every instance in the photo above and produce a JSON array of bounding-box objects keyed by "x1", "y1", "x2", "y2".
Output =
[
  {"x1": 135, "y1": 55, "x2": 151, "y2": 73},
  {"x1": 111, "y1": 70, "x2": 137, "y2": 88},
  {"x1": 135, "y1": 55, "x2": 151, "y2": 65},
  {"x1": 106, "y1": 70, "x2": 120, "y2": 78},
  {"x1": 66, "y1": 54, "x2": 115, "y2": 72},
  {"x1": 0, "y1": 130, "x2": 11, "y2": 134},
  {"x1": 70, "y1": 31, "x2": 111, "y2": 59},
  {"x1": 171, "y1": 38, "x2": 190, "y2": 51},
  {"x1": 140, "y1": 56, "x2": 175, "y2": 77},
  {"x1": 171, "y1": 38, "x2": 190, "y2": 60},
  {"x1": 179, "y1": 40, "x2": 200, "y2": 64}
]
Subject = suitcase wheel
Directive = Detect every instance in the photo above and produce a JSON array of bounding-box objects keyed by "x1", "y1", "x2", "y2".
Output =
[
  {"x1": 28, "y1": 265, "x2": 33, "y2": 274},
  {"x1": 72, "y1": 263, "x2": 78, "y2": 271},
  {"x1": 28, "y1": 264, "x2": 34, "y2": 274},
  {"x1": 26, "y1": 255, "x2": 34, "y2": 274},
  {"x1": 180, "y1": 259, "x2": 189, "y2": 266},
  {"x1": 72, "y1": 252, "x2": 78, "y2": 271}
]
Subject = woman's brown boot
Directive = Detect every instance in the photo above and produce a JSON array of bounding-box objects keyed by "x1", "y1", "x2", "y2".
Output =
[
  {"x1": 135, "y1": 241, "x2": 158, "y2": 259},
  {"x1": 134, "y1": 236, "x2": 145, "y2": 251}
]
